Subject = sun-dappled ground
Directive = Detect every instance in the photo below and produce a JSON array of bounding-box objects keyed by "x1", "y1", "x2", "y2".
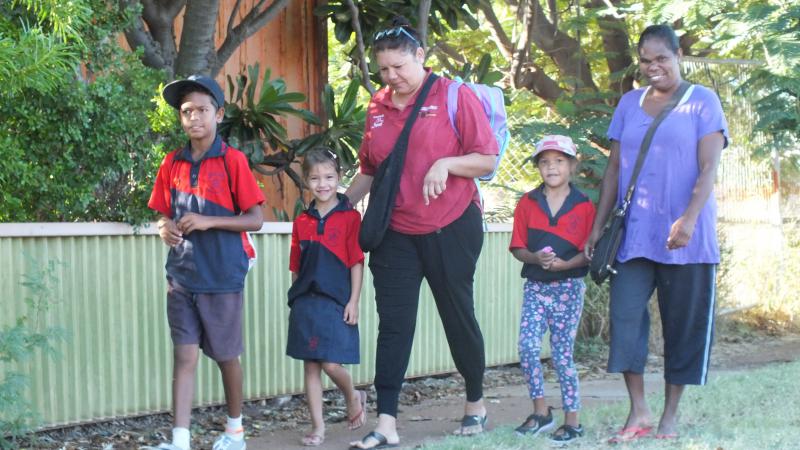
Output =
[
  {"x1": 22, "y1": 333, "x2": 798, "y2": 449},
  {"x1": 417, "y1": 358, "x2": 800, "y2": 450}
]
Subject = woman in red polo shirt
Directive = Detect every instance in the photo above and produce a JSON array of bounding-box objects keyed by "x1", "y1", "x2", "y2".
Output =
[{"x1": 345, "y1": 16, "x2": 499, "y2": 450}]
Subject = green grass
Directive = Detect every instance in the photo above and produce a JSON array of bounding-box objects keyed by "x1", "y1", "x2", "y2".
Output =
[{"x1": 419, "y1": 360, "x2": 800, "y2": 449}]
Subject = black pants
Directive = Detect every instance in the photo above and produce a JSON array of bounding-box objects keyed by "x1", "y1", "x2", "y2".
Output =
[
  {"x1": 608, "y1": 258, "x2": 717, "y2": 385},
  {"x1": 369, "y1": 203, "x2": 486, "y2": 417}
]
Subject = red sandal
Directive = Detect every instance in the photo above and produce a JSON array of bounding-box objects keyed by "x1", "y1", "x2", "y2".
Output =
[{"x1": 348, "y1": 390, "x2": 368, "y2": 430}]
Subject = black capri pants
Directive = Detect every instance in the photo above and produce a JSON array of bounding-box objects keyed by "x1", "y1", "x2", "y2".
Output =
[
  {"x1": 608, "y1": 258, "x2": 717, "y2": 385},
  {"x1": 368, "y1": 203, "x2": 486, "y2": 417}
]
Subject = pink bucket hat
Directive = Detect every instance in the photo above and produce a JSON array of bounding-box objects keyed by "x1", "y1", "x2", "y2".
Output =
[{"x1": 532, "y1": 135, "x2": 578, "y2": 162}]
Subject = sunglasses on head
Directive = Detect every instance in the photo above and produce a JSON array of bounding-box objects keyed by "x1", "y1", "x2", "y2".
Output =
[{"x1": 373, "y1": 27, "x2": 420, "y2": 46}]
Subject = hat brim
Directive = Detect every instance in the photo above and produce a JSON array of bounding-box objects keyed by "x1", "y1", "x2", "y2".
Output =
[
  {"x1": 533, "y1": 146, "x2": 577, "y2": 161},
  {"x1": 162, "y1": 79, "x2": 218, "y2": 110}
]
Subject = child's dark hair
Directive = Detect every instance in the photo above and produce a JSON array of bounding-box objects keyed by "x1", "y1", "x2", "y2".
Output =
[
  {"x1": 373, "y1": 16, "x2": 421, "y2": 54},
  {"x1": 302, "y1": 147, "x2": 341, "y2": 178},
  {"x1": 638, "y1": 24, "x2": 680, "y2": 55},
  {"x1": 178, "y1": 86, "x2": 220, "y2": 109}
]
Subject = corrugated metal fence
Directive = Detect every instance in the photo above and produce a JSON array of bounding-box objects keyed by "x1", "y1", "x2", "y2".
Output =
[{"x1": 0, "y1": 223, "x2": 525, "y2": 428}]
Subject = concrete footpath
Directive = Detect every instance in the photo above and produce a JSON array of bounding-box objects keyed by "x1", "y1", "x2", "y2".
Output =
[{"x1": 246, "y1": 373, "x2": 665, "y2": 450}]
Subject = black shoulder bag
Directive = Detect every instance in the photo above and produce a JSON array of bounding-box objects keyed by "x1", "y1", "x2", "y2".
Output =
[
  {"x1": 589, "y1": 81, "x2": 690, "y2": 285},
  {"x1": 358, "y1": 73, "x2": 439, "y2": 252}
]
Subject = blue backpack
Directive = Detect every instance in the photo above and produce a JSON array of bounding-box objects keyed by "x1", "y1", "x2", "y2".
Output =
[{"x1": 446, "y1": 79, "x2": 510, "y2": 181}]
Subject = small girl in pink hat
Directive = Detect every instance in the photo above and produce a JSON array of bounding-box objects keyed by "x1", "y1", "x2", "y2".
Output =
[{"x1": 508, "y1": 135, "x2": 596, "y2": 445}]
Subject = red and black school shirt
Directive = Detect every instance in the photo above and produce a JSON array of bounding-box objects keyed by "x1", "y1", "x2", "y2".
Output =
[
  {"x1": 289, "y1": 194, "x2": 364, "y2": 307},
  {"x1": 509, "y1": 184, "x2": 596, "y2": 282},
  {"x1": 148, "y1": 136, "x2": 265, "y2": 293}
]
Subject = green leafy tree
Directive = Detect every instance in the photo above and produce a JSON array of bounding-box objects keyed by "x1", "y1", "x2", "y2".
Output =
[
  {"x1": 0, "y1": 0, "x2": 182, "y2": 224},
  {"x1": 716, "y1": 2, "x2": 800, "y2": 150},
  {"x1": 0, "y1": 0, "x2": 90, "y2": 95}
]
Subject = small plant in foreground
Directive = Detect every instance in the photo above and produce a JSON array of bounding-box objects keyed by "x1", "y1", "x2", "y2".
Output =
[{"x1": 0, "y1": 257, "x2": 67, "y2": 449}]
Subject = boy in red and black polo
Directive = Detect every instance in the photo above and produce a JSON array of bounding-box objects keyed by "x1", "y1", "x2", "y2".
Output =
[{"x1": 146, "y1": 75, "x2": 264, "y2": 450}]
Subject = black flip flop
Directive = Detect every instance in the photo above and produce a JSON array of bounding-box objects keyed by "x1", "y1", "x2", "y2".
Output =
[
  {"x1": 454, "y1": 414, "x2": 488, "y2": 436},
  {"x1": 349, "y1": 431, "x2": 398, "y2": 449}
]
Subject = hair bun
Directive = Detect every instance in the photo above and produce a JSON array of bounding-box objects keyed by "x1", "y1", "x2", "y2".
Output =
[{"x1": 391, "y1": 15, "x2": 412, "y2": 28}]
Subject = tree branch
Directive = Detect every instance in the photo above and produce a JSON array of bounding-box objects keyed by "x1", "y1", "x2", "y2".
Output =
[
  {"x1": 510, "y1": 0, "x2": 534, "y2": 87},
  {"x1": 345, "y1": 0, "x2": 375, "y2": 95},
  {"x1": 121, "y1": 0, "x2": 184, "y2": 74},
  {"x1": 213, "y1": 0, "x2": 292, "y2": 76},
  {"x1": 478, "y1": 2, "x2": 513, "y2": 60},
  {"x1": 434, "y1": 40, "x2": 467, "y2": 65},
  {"x1": 227, "y1": 0, "x2": 244, "y2": 37},
  {"x1": 587, "y1": 0, "x2": 633, "y2": 98},
  {"x1": 417, "y1": 0, "x2": 432, "y2": 50},
  {"x1": 528, "y1": 0, "x2": 598, "y2": 92}
]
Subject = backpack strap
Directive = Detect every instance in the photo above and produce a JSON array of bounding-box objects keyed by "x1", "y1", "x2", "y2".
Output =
[
  {"x1": 220, "y1": 141, "x2": 241, "y2": 215},
  {"x1": 446, "y1": 79, "x2": 463, "y2": 140}
]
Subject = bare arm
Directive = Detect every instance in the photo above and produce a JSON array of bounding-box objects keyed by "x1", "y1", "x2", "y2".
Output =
[
  {"x1": 667, "y1": 131, "x2": 724, "y2": 250},
  {"x1": 585, "y1": 141, "x2": 620, "y2": 259},
  {"x1": 548, "y1": 252, "x2": 590, "y2": 272},
  {"x1": 344, "y1": 173, "x2": 374, "y2": 205},
  {"x1": 423, "y1": 153, "x2": 496, "y2": 204},
  {"x1": 511, "y1": 248, "x2": 555, "y2": 269},
  {"x1": 176, "y1": 205, "x2": 264, "y2": 235},
  {"x1": 343, "y1": 262, "x2": 364, "y2": 325}
]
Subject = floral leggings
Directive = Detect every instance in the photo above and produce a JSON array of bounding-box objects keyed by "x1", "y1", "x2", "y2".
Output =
[{"x1": 518, "y1": 278, "x2": 585, "y2": 412}]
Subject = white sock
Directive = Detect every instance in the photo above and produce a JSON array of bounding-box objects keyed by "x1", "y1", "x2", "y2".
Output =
[
  {"x1": 172, "y1": 427, "x2": 191, "y2": 450},
  {"x1": 226, "y1": 415, "x2": 244, "y2": 441}
]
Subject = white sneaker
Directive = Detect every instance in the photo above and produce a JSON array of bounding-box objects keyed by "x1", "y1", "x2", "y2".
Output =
[
  {"x1": 139, "y1": 444, "x2": 185, "y2": 450},
  {"x1": 212, "y1": 434, "x2": 246, "y2": 450}
]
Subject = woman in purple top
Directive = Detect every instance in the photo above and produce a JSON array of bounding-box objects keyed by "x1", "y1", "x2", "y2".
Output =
[{"x1": 585, "y1": 24, "x2": 728, "y2": 442}]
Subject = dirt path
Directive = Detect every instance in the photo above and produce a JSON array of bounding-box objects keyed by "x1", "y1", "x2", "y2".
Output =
[
  {"x1": 29, "y1": 334, "x2": 798, "y2": 449},
  {"x1": 246, "y1": 335, "x2": 800, "y2": 450}
]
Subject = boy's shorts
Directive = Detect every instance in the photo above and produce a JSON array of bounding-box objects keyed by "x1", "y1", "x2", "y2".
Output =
[{"x1": 166, "y1": 277, "x2": 244, "y2": 362}]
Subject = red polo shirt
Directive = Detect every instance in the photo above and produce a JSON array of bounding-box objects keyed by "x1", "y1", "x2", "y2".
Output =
[
  {"x1": 509, "y1": 184, "x2": 595, "y2": 281},
  {"x1": 359, "y1": 71, "x2": 499, "y2": 234}
]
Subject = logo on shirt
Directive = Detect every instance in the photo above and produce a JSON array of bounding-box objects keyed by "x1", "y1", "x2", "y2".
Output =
[
  {"x1": 371, "y1": 114, "x2": 384, "y2": 129},
  {"x1": 420, "y1": 104, "x2": 438, "y2": 118},
  {"x1": 205, "y1": 171, "x2": 226, "y2": 195}
]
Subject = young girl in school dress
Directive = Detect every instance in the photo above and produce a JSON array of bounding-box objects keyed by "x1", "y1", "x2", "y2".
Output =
[{"x1": 287, "y1": 148, "x2": 367, "y2": 447}]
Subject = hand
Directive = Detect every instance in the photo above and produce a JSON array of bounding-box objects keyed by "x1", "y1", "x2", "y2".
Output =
[
  {"x1": 667, "y1": 215, "x2": 696, "y2": 250},
  {"x1": 176, "y1": 213, "x2": 213, "y2": 235},
  {"x1": 422, "y1": 159, "x2": 450, "y2": 205},
  {"x1": 343, "y1": 301, "x2": 359, "y2": 325},
  {"x1": 584, "y1": 229, "x2": 601, "y2": 260},
  {"x1": 536, "y1": 249, "x2": 556, "y2": 270},
  {"x1": 157, "y1": 217, "x2": 183, "y2": 247}
]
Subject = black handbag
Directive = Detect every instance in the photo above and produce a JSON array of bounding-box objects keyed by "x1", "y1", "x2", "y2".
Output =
[
  {"x1": 358, "y1": 74, "x2": 439, "y2": 252},
  {"x1": 590, "y1": 81, "x2": 691, "y2": 285}
]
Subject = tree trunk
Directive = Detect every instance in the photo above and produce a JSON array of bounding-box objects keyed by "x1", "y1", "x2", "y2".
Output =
[
  {"x1": 481, "y1": 0, "x2": 562, "y2": 103},
  {"x1": 174, "y1": 0, "x2": 220, "y2": 76}
]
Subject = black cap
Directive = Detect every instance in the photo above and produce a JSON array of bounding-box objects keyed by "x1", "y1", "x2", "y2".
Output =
[{"x1": 162, "y1": 75, "x2": 225, "y2": 110}]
